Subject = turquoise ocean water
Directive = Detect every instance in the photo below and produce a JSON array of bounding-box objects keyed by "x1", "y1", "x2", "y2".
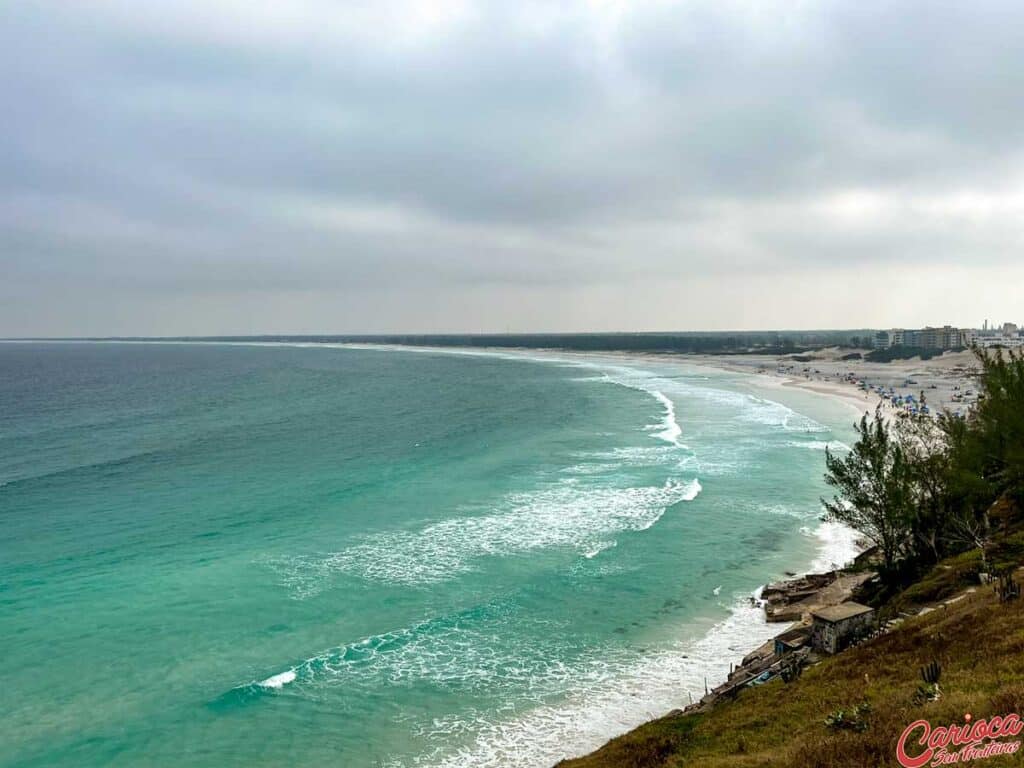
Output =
[{"x1": 0, "y1": 342, "x2": 860, "y2": 767}]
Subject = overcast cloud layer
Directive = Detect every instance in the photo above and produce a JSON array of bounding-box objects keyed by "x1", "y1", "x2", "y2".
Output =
[{"x1": 2, "y1": 0, "x2": 1023, "y2": 335}]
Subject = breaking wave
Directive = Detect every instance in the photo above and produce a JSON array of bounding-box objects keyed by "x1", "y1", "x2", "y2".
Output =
[
  {"x1": 650, "y1": 390, "x2": 683, "y2": 445},
  {"x1": 258, "y1": 670, "x2": 296, "y2": 689},
  {"x1": 787, "y1": 439, "x2": 851, "y2": 452},
  {"x1": 270, "y1": 477, "x2": 702, "y2": 594}
]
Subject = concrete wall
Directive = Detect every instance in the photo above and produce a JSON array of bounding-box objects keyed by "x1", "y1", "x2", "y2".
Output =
[{"x1": 811, "y1": 611, "x2": 874, "y2": 654}]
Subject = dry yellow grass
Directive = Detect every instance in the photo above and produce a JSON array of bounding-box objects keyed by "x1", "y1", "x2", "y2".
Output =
[{"x1": 558, "y1": 566, "x2": 1024, "y2": 768}]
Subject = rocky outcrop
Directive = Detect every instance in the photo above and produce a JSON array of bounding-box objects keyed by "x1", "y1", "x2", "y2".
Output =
[{"x1": 762, "y1": 571, "x2": 876, "y2": 622}]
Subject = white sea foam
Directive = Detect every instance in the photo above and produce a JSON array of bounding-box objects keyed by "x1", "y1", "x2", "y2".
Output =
[
  {"x1": 733, "y1": 396, "x2": 827, "y2": 432},
  {"x1": 245, "y1": 599, "x2": 590, "y2": 702},
  {"x1": 808, "y1": 520, "x2": 862, "y2": 573},
  {"x1": 560, "y1": 463, "x2": 615, "y2": 476},
  {"x1": 660, "y1": 382, "x2": 828, "y2": 435},
  {"x1": 245, "y1": 591, "x2": 784, "y2": 768},
  {"x1": 390, "y1": 594, "x2": 785, "y2": 768},
  {"x1": 787, "y1": 439, "x2": 851, "y2": 452},
  {"x1": 264, "y1": 352, "x2": 706, "y2": 598},
  {"x1": 378, "y1": 519, "x2": 860, "y2": 768},
  {"x1": 760, "y1": 502, "x2": 819, "y2": 520},
  {"x1": 257, "y1": 669, "x2": 296, "y2": 689},
  {"x1": 220, "y1": 341, "x2": 856, "y2": 762},
  {"x1": 582, "y1": 540, "x2": 617, "y2": 559},
  {"x1": 650, "y1": 390, "x2": 683, "y2": 445},
  {"x1": 581, "y1": 369, "x2": 690, "y2": 450},
  {"x1": 579, "y1": 445, "x2": 680, "y2": 466},
  {"x1": 678, "y1": 478, "x2": 702, "y2": 501},
  {"x1": 273, "y1": 477, "x2": 703, "y2": 593}
]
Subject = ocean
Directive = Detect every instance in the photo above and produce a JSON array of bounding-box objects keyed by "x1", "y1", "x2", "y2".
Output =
[{"x1": 0, "y1": 341, "x2": 859, "y2": 767}]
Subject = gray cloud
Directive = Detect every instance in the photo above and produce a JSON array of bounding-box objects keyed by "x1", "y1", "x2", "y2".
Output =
[{"x1": 2, "y1": 0, "x2": 1024, "y2": 335}]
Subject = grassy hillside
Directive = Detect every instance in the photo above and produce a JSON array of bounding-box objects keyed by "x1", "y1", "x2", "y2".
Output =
[{"x1": 558, "y1": 561, "x2": 1024, "y2": 768}]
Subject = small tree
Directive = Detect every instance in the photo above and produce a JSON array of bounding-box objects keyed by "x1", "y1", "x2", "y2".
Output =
[
  {"x1": 948, "y1": 505, "x2": 993, "y2": 572},
  {"x1": 897, "y1": 405, "x2": 953, "y2": 563},
  {"x1": 971, "y1": 349, "x2": 1024, "y2": 505},
  {"x1": 823, "y1": 408, "x2": 914, "y2": 573}
]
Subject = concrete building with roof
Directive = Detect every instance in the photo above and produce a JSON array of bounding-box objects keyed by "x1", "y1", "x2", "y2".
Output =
[
  {"x1": 810, "y1": 602, "x2": 875, "y2": 654},
  {"x1": 920, "y1": 326, "x2": 961, "y2": 350},
  {"x1": 774, "y1": 626, "x2": 812, "y2": 657},
  {"x1": 872, "y1": 326, "x2": 971, "y2": 350}
]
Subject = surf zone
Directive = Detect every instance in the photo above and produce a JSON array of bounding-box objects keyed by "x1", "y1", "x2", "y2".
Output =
[{"x1": 896, "y1": 713, "x2": 1023, "y2": 767}]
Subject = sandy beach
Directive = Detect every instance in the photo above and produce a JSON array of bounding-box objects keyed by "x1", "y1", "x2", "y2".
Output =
[
  {"x1": 688, "y1": 348, "x2": 981, "y2": 424},
  {"x1": 525, "y1": 344, "x2": 981, "y2": 427}
]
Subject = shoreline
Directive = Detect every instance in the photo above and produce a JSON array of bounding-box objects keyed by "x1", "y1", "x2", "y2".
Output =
[
  {"x1": 537, "y1": 350, "x2": 877, "y2": 762},
  {"x1": 5, "y1": 338, "x2": 878, "y2": 766},
  {"x1": 686, "y1": 348, "x2": 979, "y2": 418},
  {"x1": 283, "y1": 341, "x2": 869, "y2": 766},
  {"x1": 482, "y1": 347, "x2": 877, "y2": 762},
  {"x1": 396, "y1": 343, "x2": 872, "y2": 765}
]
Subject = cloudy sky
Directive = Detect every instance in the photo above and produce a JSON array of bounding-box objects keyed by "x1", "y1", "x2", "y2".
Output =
[{"x1": 3, "y1": 0, "x2": 1023, "y2": 336}]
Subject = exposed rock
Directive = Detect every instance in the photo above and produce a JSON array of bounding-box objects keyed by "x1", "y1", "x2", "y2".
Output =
[{"x1": 762, "y1": 571, "x2": 876, "y2": 622}]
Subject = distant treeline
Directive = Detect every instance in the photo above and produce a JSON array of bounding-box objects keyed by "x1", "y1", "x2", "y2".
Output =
[
  {"x1": 865, "y1": 346, "x2": 954, "y2": 363},
  {"x1": 102, "y1": 331, "x2": 876, "y2": 355}
]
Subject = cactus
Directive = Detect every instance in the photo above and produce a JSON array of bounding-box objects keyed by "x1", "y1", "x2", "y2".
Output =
[
  {"x1": 914, "y1": 660, "x2": 942, "y2": 704},
  {"x1": 921, "y1": 660, "x2": 942, "y2": 686},
  {"x1": 780, "y1": 655, "x2": 803, "y2": 684},
  {"x1": 825, "y1": 702, "x2": 872, "y2": 732},
  {"x1": 997, "y1": 572, "x2": 1020, "y2": 603}
]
